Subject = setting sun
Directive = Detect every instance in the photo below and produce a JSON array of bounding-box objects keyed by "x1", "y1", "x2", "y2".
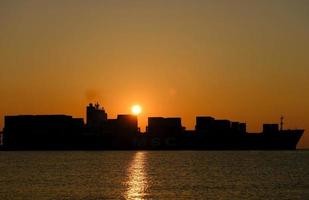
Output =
[{"x1": 131, "y1": 105, "x2": 142, "y2": 115}]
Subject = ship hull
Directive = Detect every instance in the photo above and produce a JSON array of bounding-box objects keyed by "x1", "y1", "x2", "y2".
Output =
[
  {"x1": 131, "y1": 131, "x2": 304, "y2": 150},
  {"x1": 1, "y1": 130, "x2": 304, "y2": 150}
]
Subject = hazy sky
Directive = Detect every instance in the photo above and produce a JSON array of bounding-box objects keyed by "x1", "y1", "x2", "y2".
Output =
[{"x1": 0, "y1": 0, "x2": 308, "y2": 148}]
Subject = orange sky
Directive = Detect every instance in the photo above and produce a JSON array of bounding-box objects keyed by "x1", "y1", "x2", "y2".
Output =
[{"x1": 0, "y1": 0, "x2": 308, "y2": 148}]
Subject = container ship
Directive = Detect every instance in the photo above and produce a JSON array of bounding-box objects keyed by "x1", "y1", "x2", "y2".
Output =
[{"x1": 0, "y1": 103, "x2": 304, "y2": 150}]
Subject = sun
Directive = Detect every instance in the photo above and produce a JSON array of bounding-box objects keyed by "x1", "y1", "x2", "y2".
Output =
[{"x1": 131, "y1": 105, "x2": 142, "y2": 115}]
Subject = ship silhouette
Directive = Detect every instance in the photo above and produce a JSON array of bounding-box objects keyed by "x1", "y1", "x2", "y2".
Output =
[{"x1": 0, "y1": 103, "x2": 304, "y2": 150}]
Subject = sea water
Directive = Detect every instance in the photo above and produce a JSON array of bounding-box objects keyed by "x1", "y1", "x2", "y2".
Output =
[{"x1": 0, "y1": 151, "x2": 308, "y2": 200}]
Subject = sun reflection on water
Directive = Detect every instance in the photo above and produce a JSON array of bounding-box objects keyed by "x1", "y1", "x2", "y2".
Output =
[{"x1": 125, "y1": 151, "x2": 148, "y2": 200}]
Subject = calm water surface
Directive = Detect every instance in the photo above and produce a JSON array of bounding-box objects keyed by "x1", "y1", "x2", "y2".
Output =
[{"x1": 0, "y1": 151, "x2": 308, "y2": 200}]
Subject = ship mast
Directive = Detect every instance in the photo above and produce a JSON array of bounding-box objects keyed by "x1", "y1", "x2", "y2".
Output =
[{"x1": 280, "y1": 116, "x2": 284, "y2": 131}]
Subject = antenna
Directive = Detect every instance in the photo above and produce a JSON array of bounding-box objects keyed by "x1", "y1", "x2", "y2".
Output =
[
  {"x1": 280, "y1": 116, "x2": 284, "y2": 131},
  {"x1": 95, "y1": 102, "x2": 100, "y2": 109}
]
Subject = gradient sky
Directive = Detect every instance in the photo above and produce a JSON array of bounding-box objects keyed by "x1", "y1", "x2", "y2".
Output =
[{"x1": 0, "y1": 0, "x2": 308, "y2": 148}]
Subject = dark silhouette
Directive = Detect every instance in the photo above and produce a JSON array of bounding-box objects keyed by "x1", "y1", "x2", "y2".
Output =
[
  {"x1": 86, "y1": 103, "x2": 107, "y2": 128},
  {"x1": 0, "y1": 103, "x2": 304, "y2": 150},
  {"x1": 147, "y1": 117, "x2": 184, "y2": 137}
]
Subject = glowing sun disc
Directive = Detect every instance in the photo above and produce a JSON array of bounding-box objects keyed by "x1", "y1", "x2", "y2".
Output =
[{"x1": 131, "y1": 105, "x2": 142, "y2": 115}]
